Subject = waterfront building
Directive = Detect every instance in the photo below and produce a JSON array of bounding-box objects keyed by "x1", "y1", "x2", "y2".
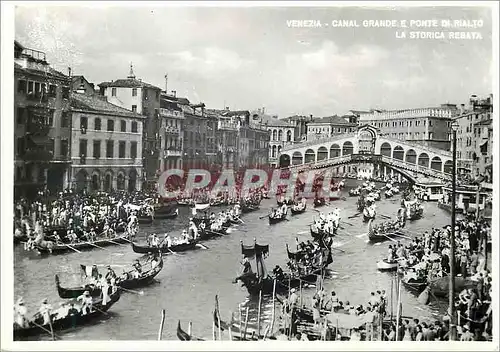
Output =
[
  {"x1": 14, "y1": 40, "x2": 72, "y2": 198},
  {"x1": 453, "y1": 94, "x2": 493, "y2": 180},
  {"x1": 281, "y1": 114, "x2": 311, "y2": 142},
  {"x1": 98, "y1": 65, "x2": 161, "y2": 189},
  {"x1": 306, "y1": 115, "x2": 358, "y2": 141},
  {"x1": 159, "y1": 92, "x2": 184, "y2": 171},
  {"x1": 178, "y1": 96, "x2": 208, "y2": 169},
  {"x1": 71, "y1": 75, "x2": 96, "y2": 95},
  {"x1": 352, "y1": 104, "x2": 460, "y2": 151},
  {"x1": 69, "y1": 92, "x2": 144, "y2": 192}
]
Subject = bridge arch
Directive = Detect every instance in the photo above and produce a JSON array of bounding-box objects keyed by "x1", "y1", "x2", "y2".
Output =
[
  {"x1": 292, "y1": 151, "x2": 303, "y2": 165},
  {"x1": 342, "y1": 141, "x2": 354, "y2": 156},
  {"x1": 304, "y1": 149, "x2": 315, "y2": 163},
  {"x1": 431, "y1": 156, "x2": 443, "y2": 172},
  {"x1": 393, "y1": 145, "x2": 404, "y2": 160},
  {"x1": 418, "y1": 152, "x2": 430, "y2": 168},
  {"x1": 330, "y1": 144, "x2": 341, "y2": 158},
  {"x1": 317, "y1": 146, "x2": 328, "y2": 161},
  {"x1": 279, "y1": 154, "x2": 290, "y2": 168},
  {"x1": 443, "y1": 160, "x2": 453, "y2": 174},
  {"x1": 405, "y1": 149, "x2": 417, "y2": 164},
  {"x1": 380, "y1": 142, "x2": 391, "y2": 157}
]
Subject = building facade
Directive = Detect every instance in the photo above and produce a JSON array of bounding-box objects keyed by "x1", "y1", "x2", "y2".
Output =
[
  {"x1": 98, "y1": 66, "x2": 161, "y2": 188},
  {"x1": 14, "y1": 40, "x2": 72, "y2": 198},
  {"x1": 159, "y1": 93, "x2": 184, "y2": 171},
  {"x1": 70, "y1": 92, "x2": 144, "y2": 192},
  {"x1": 352, "y1": 104, "x2": 459, "y2": 151},
  {"x1": 179, "y1": 98, "x2": 208, "y2": 169},
  {"x1": 453, "y1": 94, "x2": 493, "y2": 179},
  {"x1": 306, "y1": 115, "x2": 358, "y2": 141},
  {"x1": 71, "y1": 75, "x2": 96, "y2": 95}
]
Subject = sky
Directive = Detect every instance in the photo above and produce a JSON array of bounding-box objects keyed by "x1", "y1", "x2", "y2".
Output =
[{"x1": 15, "y1": 5, "x2": 493, "y2": 117}]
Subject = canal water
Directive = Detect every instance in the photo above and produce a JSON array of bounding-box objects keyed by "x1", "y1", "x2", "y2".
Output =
[{"x1": 14, "y1": 179, "x2": 451, "y2": 340}]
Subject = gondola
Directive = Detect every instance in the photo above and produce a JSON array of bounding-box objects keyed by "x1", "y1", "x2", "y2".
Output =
[
  {"x1": 176, "y1": 320, "x2": 205, "y2": 341},
  {"x1": 366, "y1": 219, "x2": 405, "y2": 243},
  {"x1": 241, "y1": 203, "x2": 260, "y2": 213},
  {"x1": 177, "y1": 199, "x2": 194, "y2": 206},
  {"x1": 13, "y1": 290, "x2": 121, "y2": 340},
  {"x1": 362, "y1": 206, "x2": 376, "y2": 222},
  {"x1": 31, "y1": 233, "x2": 131, "y2": 255},
  {"x1": 313, "y1": 197, "x2": 326, "y2": 208},
  {"x1": 310, "y1": 226, "x2": 336, "y2": 241},
  {"x1": 290, "y1": 203, "x2": 307, "y2": 215},
  {"x1": 131, "y1": 240, "x2": 201, "y2": 254},
  {"x1": 276, "y1": 199, "x2": 294, "y2": 207},
  {"x1": 268, "y1": 211, "x2": 288, "y2": 225},
  {"x1": 54, "y1": 256, "x2": 164, "y2": 299}
]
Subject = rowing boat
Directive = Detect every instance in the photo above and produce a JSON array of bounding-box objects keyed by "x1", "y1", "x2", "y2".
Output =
[{"x1": 376, "y1": 258, "x2": 399, "y2": 271}]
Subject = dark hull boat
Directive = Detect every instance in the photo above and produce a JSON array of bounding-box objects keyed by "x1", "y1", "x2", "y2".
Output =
[
  {"x1": 367, "y1": 219, "x2": 405, "y2": 243},
  {"x1": 33, "y1": 233, "x2": 130, "y2": 255},
  {"x1": 268, "y1": 213, "x2": 287, "y2": 225},
  {"x1": 313, "y1": 198, "x2": 326, "y2": 208},
  {"x1": 241, "y1": 203, "x2": 260, "y2": 214},
  {"x1": 177, "y1": 321, "x2": 205, "y2": 341},
  {"x1": 13, "y1": 291, "x2": 120, "y2": 340},
  {"x1": 290, "y1": 204, "x2": 307, "y2": 215},
  {"x1": 310, "y1": 226, "x2": 336, "y2": 241},
  {"x1": 54, "y1": 257, "x2": 164, "y2": 299},
  {"x1": 131, "y1": 240, "x2": 201, "y2": 254}
]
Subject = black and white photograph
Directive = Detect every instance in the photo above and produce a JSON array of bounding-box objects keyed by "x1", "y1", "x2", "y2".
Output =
[{"x1": 1, "y1": 1, "x2": 498, "y2": 349}]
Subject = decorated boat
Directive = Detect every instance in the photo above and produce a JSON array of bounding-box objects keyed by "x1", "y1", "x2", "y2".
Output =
[
  {"x1": 131, "y1": 239, "x2": 204, "y2": 255},
  {"x1": 310, "y1": 225, "x2": 337, "y2": 242},
  {"x1": 28, "y1": 232, "x2": 131, "y2": 255},
  {"x1": 13, "y1": 290, "x2": 121, "y2": 340},
  {"x1": 268, "y1": 210, "x2": 288, "y2": 225},
  {"x1": 400, "y1": 200, "x2": 424, "y2": 221},
  {"x1": 54, "y1": 256, "x2": 164, "y2": 299},
  {"x1": 290, "y1": 201, "x2": 307, "y2": 215},
  {"x1": 313, "y1": 197, "x2": 326, "y2": 208},
  {"x1": 233, "y1": 240, "x2": 324, "y2": 296},
  {"x1": 366, "y1": 219, "x2": 405, "y2": 243},
  {"x1": 362, "y1": 205, "x2": 376, "y2": 222}
]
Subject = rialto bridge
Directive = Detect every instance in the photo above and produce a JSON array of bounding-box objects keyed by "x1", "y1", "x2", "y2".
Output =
[{"x1": 278, "y1": 125, "x2": 453, "y2": 183}]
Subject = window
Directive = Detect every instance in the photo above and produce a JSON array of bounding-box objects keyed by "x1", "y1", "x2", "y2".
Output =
[
  {"x1": 49, "y1": 84, "x2": 57, "y2": 97},
  {"x1": 119, "y1": 141, "x2": 126, "y2": 158},
  {"x1": 16, "y1": 137, "x2": 25, "y2": 156},
  {"x1": 132, "y1": 105, "x2": 137, "y2": 113},
  {"x1": 106, "y1": 140, "x2": 114, "y2": 158},
  {"x1": 79, "y1": 139, "x2": 87, "y2": 157},
  {"x1": 429, "y1": 120, "x2": 433, "y2": 127},
  {"x1": 18, "y1": 80, "x2": 27, "y2": 93},
  {"x1": 61, "y1": 111, "x2": 69, "y2": 128},
  {"x1": 132, "y1": 88, "x2": 137, "y2": 97},
  {"x1": 93, "y1": 140, "x2": 101, "y2": 159},
  {"x1": 48, "y1": 138, "x2": 55, "y2": 156},
  {"x1": 60, "y1": 139, "x2": 68, "y2": 158},
  {"x1": 131, "y1": 141, "x2": 137, "y2": 159},
  {"x1": 94, "y1": 118, "x2": 101, "y2": 131},
  {"x1": 131, "y1": 121, "x2": 138, "y2": 132},
  {"x1": 428, "y1": 132, "x2": 434, "y2": 139},
  {"x1": 120, "y1": 120, "x2": 126, "y2": 132},
  {"x1": 35, "y1": 82, "x2": 40, "y2": 92},
  {"x1": 80, "y1": 116, "x2": 88, "y2": 129},
  {"x1": 112, "y1": 88, "x2": 117, "y2": 96},
  {"x1": 107, "y1": 119, "x2": 114, "y2": 132},
  {"x1": 48, "y1": 110, "x2": 54, "y2": 126},
  {"x1": 28, "y1": 81, "x2": 34, "y2": 93},
  {"x1": 62, "y1": 86, "x2": 70, "y2": 99},
  {"x1": 16, "y1": 107, "x2": 25, "y2": 124}
]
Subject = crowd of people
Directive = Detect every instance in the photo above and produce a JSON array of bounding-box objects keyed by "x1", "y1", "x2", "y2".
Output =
[{"x1": 311, "y1": 209, "x2": 341, "y2": 236}]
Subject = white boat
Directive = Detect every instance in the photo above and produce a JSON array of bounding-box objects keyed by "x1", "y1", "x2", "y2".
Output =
[{"x1": 376, "y1": 258, "x2": 399, "y2": 271}]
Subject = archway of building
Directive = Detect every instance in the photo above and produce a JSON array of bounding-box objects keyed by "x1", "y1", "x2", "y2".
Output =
[
  {"x1": 317, "y1": 146, "x2": 328, "y2": 161},
  {"x1": 380, "y1": 142, "x2": 391, "y2": 157},
  {"x1": 430, "y1": 156, "x2": 442, "y2": 172},
  {"x1": 330, "y1": 144, "x2": 341, "y2": 158},
  {"x1": 393, "y1": 146, "x2": 404, "y2": 160},
  {"x1": 405, "y1": 149, "x2": 417, "y2": 164},
  {"x1": 292, "y1": 151, "x2": 303, "y2": 165},
  {"x1": 418, "y1": 153, "x2": 430, "y2": 168},
  {"x1": 342, "y1": 141, "x2": 354, "y2": 156}
]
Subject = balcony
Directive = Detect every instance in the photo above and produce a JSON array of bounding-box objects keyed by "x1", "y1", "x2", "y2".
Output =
[
  {"x1": 218, "y1": 120, "x2": 239, "y2": 131},
  {"x1": 164, "y1": 148, "x2": 182, "y2": 157},
  {"x1": 164, "y1": 126, "x2": 181, "y2": 135},
  {"x1": 159, "y1": 108, "x2": 184, "y2": 119}
]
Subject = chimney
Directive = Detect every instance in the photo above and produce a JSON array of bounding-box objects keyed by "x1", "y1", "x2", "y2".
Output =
[
  {"x1": 225, "y1": 106, "x2": 229, "y2": 111},
  {"x1": 171, "y1": 90, "x2": 176, "y2": 97},
  {"x1": 262, "y1": 107, "x2": 265, "y2": 115},
  {"x1": 68, "y1": 67, "x2": 72, "y2": 77},
  {"x1": 310, "y1": 114, "x2": 313, "y2": 120},
  {"x1": 164, "y1": 74, "x2": 168, "y2": 93}
]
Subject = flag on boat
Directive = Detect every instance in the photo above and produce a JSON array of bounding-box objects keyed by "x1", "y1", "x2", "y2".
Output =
[{"x1": 80, "y1": 264, "x2": 93, "y2": 277}]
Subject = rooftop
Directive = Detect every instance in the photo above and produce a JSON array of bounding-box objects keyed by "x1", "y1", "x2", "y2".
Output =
[
  {"x1": 98, "y1": 78, "x2": 161, "y2": 91},
  {"x1": 71, "y1": 92, "x2": 144, "y2": 118},
  {"x1": 309, "y1": 115, "x2": 357, "y2": 125},
  {"x1": 15, "y1": 62, "x2": 68, "y2": 81}
]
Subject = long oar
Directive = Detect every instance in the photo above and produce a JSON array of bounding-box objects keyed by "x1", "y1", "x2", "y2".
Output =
[
  {"x1": 237, "y1": 218, "x2": 245, "y2": 224},
  {"x1": 196, "y1": 243, "x2": 209, "y2": 250},
  {"x1": 30, "y1": 320, "x2": 61, "y2": 340},
  {"x1": 348, "y1": 213, "x2": 361, "y2": 219},
  {"x1": 65, "y1": 244, "x2": 81, "y2": 253},
  {"x1": 84, "y1": 242, "x2": 110, "y2": 251},
  {"x1": 380, "y1": 214, "x2": 392, "y2": 220},
  {"x1": 119, "y1": 286, "x2": 144, "y2": 295},
  {"x1": 341, "y1": 220, "x2": 354, "y2": 227},
  {"x1": 167, "y1": 248, "x2": 181, "y2": 256},
  {"x1": 105, "y1": 239, "x2": 126, "y2": 246},
  {"x1": 258, "y1": 215, "x2": 268, "y2": 220},
  {"x1": 382, "y1": 233, "x2": 398, "y2": 243}
]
